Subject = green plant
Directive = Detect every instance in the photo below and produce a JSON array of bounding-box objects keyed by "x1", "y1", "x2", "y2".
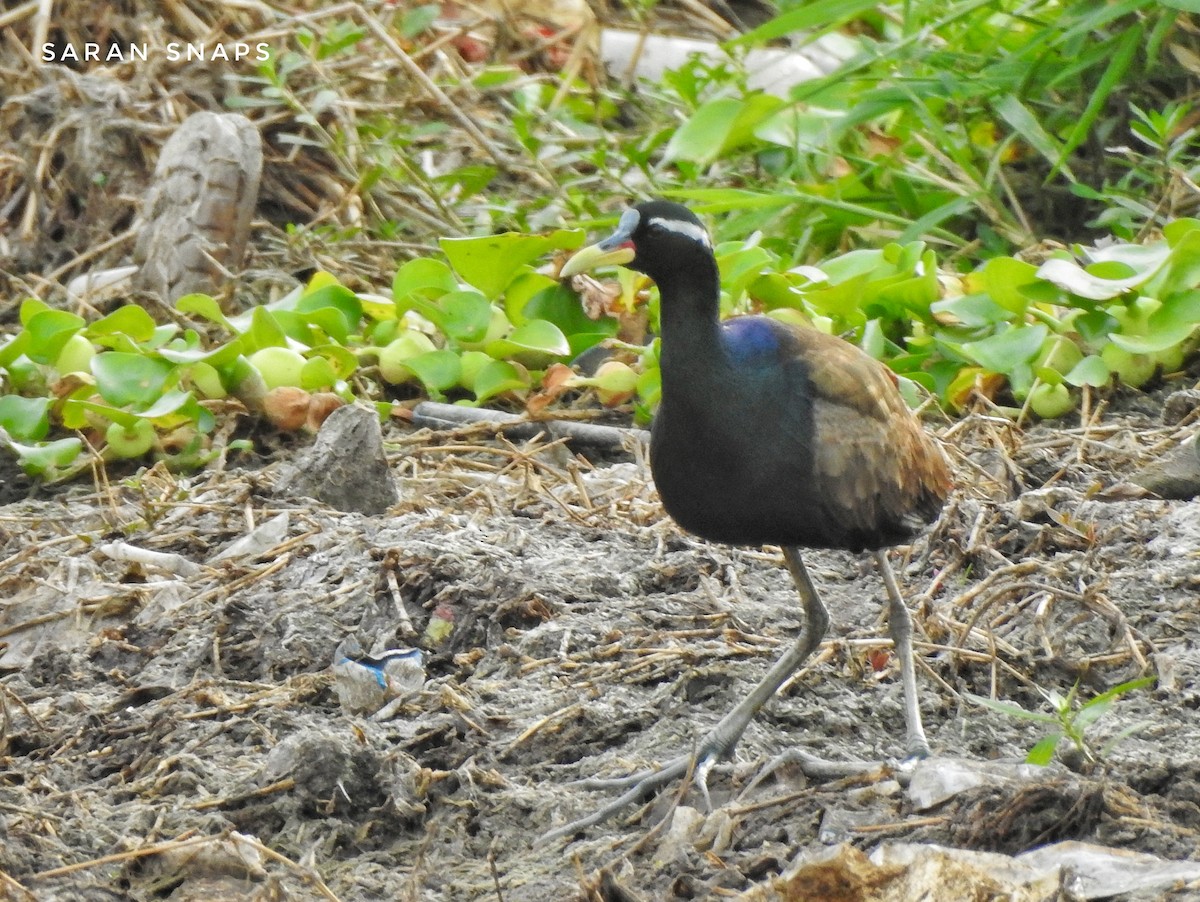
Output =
[{"x1": 969, "y1": 676, "x2": 1154, "y2": 767}]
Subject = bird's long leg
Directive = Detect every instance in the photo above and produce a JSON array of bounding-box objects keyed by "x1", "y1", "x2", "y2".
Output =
[
  {"x1": 540, "y1": 546, "x2": 829, "y2": 843},
  {"x1": 874, "y1": 550, "x2": 931, "y2": 759}
]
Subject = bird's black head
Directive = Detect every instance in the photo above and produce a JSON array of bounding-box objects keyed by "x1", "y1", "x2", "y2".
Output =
[{"x1": 559, "y1": 201, "x2": 714, "y2": 285}]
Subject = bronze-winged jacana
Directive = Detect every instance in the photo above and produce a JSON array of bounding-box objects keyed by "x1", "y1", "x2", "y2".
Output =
[{"x1": 547, "y1": 201, "x2": 951, "y2": 839}]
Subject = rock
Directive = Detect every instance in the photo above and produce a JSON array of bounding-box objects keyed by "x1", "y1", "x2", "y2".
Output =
[{"x1": 275, "y1": 404, "x2": 398, "y2": 514}]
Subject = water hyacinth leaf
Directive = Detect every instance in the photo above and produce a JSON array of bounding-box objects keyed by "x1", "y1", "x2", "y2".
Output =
[
  {"x1": 308, "y1": 344, "x2": 359, "y2": 378},
  {"x1": 138, "y1": 389, "x2": 216, "y2": 432},
  {"x1": 717, "y1": 244, "x2": 777, "y2": 305},
  {"x1": 1064, "y1": 355, "x2": 1110, "y2": 387},
  {"x1": 931, "y1": 293, "x2": 1013, "y2": 327},
  {"x1": 961, "y1": 323, "x2": 1048, "y2": 373},
  {"x1": 91, "y1": 305, "x2": 159, "y2": 344},
  {"x1": 298, "y1": 281, "x2": 363, "y2": 328},
  {"x1": 1163, "y1": 218, "x2": 1200, "y2": 246},
  {"x1": 439, "y1": 291, "x2": 495, "y2": 343},
  {"x1": 485, "y1": 319, "x2": 571, "y2": 364},
  {"x1": 804, "y1": 274, "x2": 872, "y2": 319},
  {"x1": 2, "y1": 436, "x2": 83, "y2": 478},
  {"x1": 176, "y1": 293, "x2": 235, "y2": 331},
  {"x1": 636, "y1": 365, "x2": 661, "y2": 410},
  {"x1": 978, "y1": 256, "x2": 1040, "y2": 315},
  {"x1": 471, "y1": 359, "x2": 528, "y2": 403},
  {"x1": 157, "y1": 335, "x2": 244, "y2": 368},
  {"x1": 25, "y1": 310, "x2": 86, "y2": 364},
  {"x1": 521, "y1": 284, "x2": 618, "y2": 351},
  {"x1": 458, "y1": 350, "x2": 494, "y2": 394},
  {"x1": 818, "y1": 247, "x2": 885, "y2": 284},
  {"x1": 1145, "y1": 227, "x2": 1200, "y2": 297},
  {"x1": 440, "y1": 230, "x2": 583, "y2": 300},
  {"x1": 246, "y1": 306, "x2": 291, "y2": 352},
  {"x1": 1108, "y1": 326, "x2": 1196, "y2": 355},
  {"x1": 296, "y1": 305, "x2": 356, "y2": 345},
  {"x1": 401, "y1": 350, "x2": 462, "y2": 396},
  {"x1": 504, "y1": 271, "x2": 558, "y2": 325},
  {"x1": 19, "y1": 297, "x2": 52, "y2": 325},
  {"x1": 1035, "y1": 257, "x2": 1146, "y2": 301},
  {"x1": 0, "y1": 333, "x2": 30, "y2": 368},
  {"x1": 0, "y1": 395, "x2": 51, "y2": 441},
  {"x1": 91, "y1": 352, "x2": 174, "y2": 408},
  {"x1": 300, "y1": 356, "x2": 339, "y2": 391},
  {"x1": 393, "y1": 257, "x2": 459, "y2": 306}
]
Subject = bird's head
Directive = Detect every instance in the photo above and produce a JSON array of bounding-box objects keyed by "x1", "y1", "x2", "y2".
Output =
[{"x1": 559, "y1": 200, "x2": 713, "y2": 284}]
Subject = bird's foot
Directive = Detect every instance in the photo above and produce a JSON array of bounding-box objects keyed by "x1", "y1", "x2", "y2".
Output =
[
  {"x1": 540, "y1": 745, "x2": 733, "y2": 844},
  {"x1": 737, "y1": 748, "x2": 880, "y2": 799},
  {"x1": 739, "y1": 743, "x2": 933, "y2": 800}
]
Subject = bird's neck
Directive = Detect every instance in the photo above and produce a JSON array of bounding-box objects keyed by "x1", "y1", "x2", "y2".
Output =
[{"x1": 656, "y1": 257, "x2": 726, "y2": 386}]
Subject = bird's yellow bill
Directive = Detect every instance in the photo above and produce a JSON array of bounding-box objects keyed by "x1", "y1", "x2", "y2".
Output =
[{"x1": 559, "y1": 241, "x2": 635, "y2": 279}]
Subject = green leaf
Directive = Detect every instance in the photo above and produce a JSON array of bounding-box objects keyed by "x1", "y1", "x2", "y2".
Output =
[
  {"x1": 137, "y1": 388, "x2": 215, "y2": 432},
  {"x1": 438, "y1": 291, "x2": 495, "y2": 343},
  {"x1": 1163, "y1": 219, "x2": 1200, "y2": 245},
  {"x1": 0, "y1": 395, "x2": 51, "y2": 441},
  {"x1": 0, "y1": 436, "x2": 83, "y2": 479},
  {"x1": 19, "y1": 298, "x2": 52, "y2": 325},
  {"x1": 994, "y1": 94, "x2": 1071, "y2": 179},
  {"x1": 400, "y1": 349, "x2": 462, "y2": 396},
  {"x1": 728, "y1": 0, "x2": 879, "y2": 46},
  {"x1": 90, "y1": 305, "x2": 160, "y2": 344},
  {"x1": 961, "y1": 324, "x2": 1048, "y2": 373},
  {"x1": 300, "y1": 356, "x2": 339, "y2": 391},
  {"x1": 1055, "y1": 25, "x2": 1141, "y2": 178},
  {"x1": 472, "y1": 359, "x2": 528, "y2": 403},
  {"x1": 485, "y1": 319, "x2": 571, "y2": 364},
  {"x1": 664, "y1": 95, "x2": 784, "y2": 165},
  {"x1": 246, "y1": 306, "x2": 290, "y2": 352},
  {"x1": 966, "y1": 692, "x2": 1059, "y2": 724},
  {"x1": 0, "y1": 332, "x2": 31, "y2": 369},
  {"x1": 503, "y1": 271, "x2": 559, "y2": 325},
  {"x1": 440, "y1": 231, "x2": 584, "y2": 300},
  {"x1": 176, "y1": 294, "x2": 235, "y2": 331},
  {"x1": 1035, "y1": 258, "x2": 1145, "y2": 301},
  {"x1": 393, "y1": 257, "x2": 459, "y2": 305},
  {"x1": 296, "y1": 283, "x2": 363, "y2": 343},
  {"x1": 91, "y1": 352, "x2": 174, "y2": 408},
  {"x1": 1025, "y1": 734, "x2": 1062, "y2": 766},
  {"x1": 978, "y1": 256, "x2": 1040, "y2": 315},
  {"x1": 25, "y1": 310, "x2": 86, "y2": 364},
  {"x1": 1064, "y1": 354, "x2": 1110, "y2": 387},
  {"x1": 307, "y1": 344, "x2": 359, "y2": 379},
  {"x1": 1080, "y1": 675, "x2": 1155, "y2": 710},
  {"x1": 521, "y1": 284, "x2": 618, "y2": 354}
]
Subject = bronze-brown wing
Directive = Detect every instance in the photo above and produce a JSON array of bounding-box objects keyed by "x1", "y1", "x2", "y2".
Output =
[{"x1": 792, "y1": 329, "x2": 951, "y2": 546}]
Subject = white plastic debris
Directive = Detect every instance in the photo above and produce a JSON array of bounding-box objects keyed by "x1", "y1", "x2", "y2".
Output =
[
  {"x1": 97, "y1": 541, "x2": 203, "y2": 577},
  {"x1": 332, "y1": 644, "x2": 426, "y2": 715},
  {"x1": 211, "y1": 512, "x2": 290, "y2": 562},
  {"x1": 599, "y1": 29, "x2": 857, "y2": 98},
  {"x1": 907, "y1": 757, "x2": 1050, "y2": 811}
]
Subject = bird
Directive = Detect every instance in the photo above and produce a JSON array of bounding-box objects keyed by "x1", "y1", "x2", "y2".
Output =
[{"x1": 546, "y1": 200, "x2": 951, "y2": 840}]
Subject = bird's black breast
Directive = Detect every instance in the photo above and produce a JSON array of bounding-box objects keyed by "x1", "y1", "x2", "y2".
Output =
[
  {"x1": 650, "y1": 327, "x2": 829, "y2": 548},
  {"x1": 649, "y1": 317, "x2": 945, "y2": 552}
]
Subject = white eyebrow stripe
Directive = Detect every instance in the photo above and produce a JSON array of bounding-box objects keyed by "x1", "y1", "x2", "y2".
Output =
[{"x1": 648, "y1": 216, "x2": 712, "y2": 248}]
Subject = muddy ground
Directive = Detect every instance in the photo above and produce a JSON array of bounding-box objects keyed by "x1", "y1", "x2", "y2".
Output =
[{"x1": 2, "y1": 383, "x2": 1200, "y2": 901}]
